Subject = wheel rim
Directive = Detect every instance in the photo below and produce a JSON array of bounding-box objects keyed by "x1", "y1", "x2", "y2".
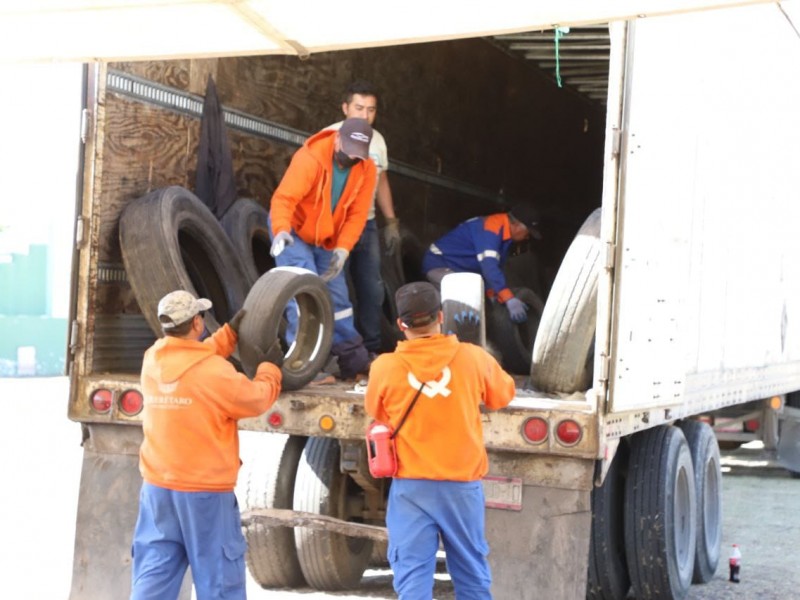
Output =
[{"x1": 674, "y1": 464, "x2": 694, "y2": 573}]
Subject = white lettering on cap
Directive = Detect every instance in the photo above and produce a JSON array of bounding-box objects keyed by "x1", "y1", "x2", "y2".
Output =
[{"x1": 351, "y1": 132, "x2": 370, "y2": 143}]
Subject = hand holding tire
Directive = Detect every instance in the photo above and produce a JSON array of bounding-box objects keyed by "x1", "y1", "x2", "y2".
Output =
[
  {"x1": 228, "y1": 309, "x2": 246, "y2": 335},
  {"x1": 505, "y1": 297, "x2": 529, "y2": 323},
  {"x1": 270, "y1": 231, "x2": 294, "y2": 257},
  {"x1": 321, "y1": 248, "x2": 349, "y2": 282},
  {"x1": 382, "y1": 217, "x2": 401, "y2": 254},
  {"x1": 242, "y1": 337, "x2": 284, "y2": 369}
]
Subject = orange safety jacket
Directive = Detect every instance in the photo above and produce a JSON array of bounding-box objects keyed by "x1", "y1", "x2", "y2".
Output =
[
  {"x1": 270, "y1": 129, "x2": 377, "y2": 252},
  {"x1": 365, "y1": 333, "x2": 515, "y2": 481},
  {"x1": 139, "y1": 324, "x2": 281, "y2": 492}
]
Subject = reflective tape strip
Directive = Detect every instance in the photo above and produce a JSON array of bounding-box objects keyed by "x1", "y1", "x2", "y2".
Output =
[
  {"x1": 429, "y1": 244, "x2": 442, "y2": 255},
  {"x1": 477, "y1": 250, "x2": 500, "y2": 262},
  {"x1": 334, "y1": 307, "x2": 354, "y2": 321}
]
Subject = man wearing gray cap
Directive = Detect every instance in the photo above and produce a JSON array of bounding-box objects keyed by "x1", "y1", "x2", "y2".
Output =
[{"x1": 130, "y1": 290, "x2": 283, "y2": 600}]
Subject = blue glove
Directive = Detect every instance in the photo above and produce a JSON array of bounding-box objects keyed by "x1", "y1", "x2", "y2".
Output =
[
  {"x1": 321, "y1": 248, "x2": 349, "y2": 282},
  {"x1": 270, "y1": 231, "x2": 294, "y2": 257},
  {"x1": 505, "y1": 297, "x2": 529, "y2": 323}
]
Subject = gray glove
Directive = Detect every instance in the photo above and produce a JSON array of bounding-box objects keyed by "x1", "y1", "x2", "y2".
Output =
[
  {"x1": 270, "y1": 231, "x2": 294, "y2": 257},
  {"x1": 228, "y1": 309, "x2": 246, "y2": 335},
  {"x1": 382, "y1": 217, "x2": 401, "y2": 254},
  {"x1": 452, "y1": 309, "x2": 480, "y2": 342},
  {"x1": 321, "y1": 248, "x2": 349, "y2": 282},
  {"x1": 505, "y1": 297, "x2": 529, "y2": 323}
]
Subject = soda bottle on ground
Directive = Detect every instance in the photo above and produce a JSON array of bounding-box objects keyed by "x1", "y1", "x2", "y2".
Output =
[{"x1": 729, "y1": 544, "x2": 741, "y2": 583}]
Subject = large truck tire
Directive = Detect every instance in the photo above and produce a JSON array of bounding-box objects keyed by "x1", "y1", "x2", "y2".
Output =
[
  {"x1": 625, "y1": 426, "x2": 696, "y2": 600},
  {"x1": 239, "y1": 433, "x2": 307, "y2": 589},
  {"x1": 238, "y1": 268, "x2": 334, "y2": 391},
  {"x1": 487, "y1": 287, "x2": 545, "y2": 375},
  {"x1": 293, "y1": 437, "x2": 373, "y2": 590},
  {"x1": 119, "y1": 186, "x2": 251, "y2": 336},
  {"x1": 679, "y1": 420, "x2": 722, "y2": 583},
  {"x1": 220, "y1": 198, "x2": 275, "y2": 287},
  {"x1": 586, "y1": 445, "x2": 630, "y2": 600},
  {"x1": 531, "y1": 208, "x2": 601, "y2": 393}
]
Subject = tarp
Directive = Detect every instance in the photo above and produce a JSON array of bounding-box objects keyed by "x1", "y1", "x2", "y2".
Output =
[{"x1": 0, "y1": 0, "x2": 783, "y2": 64}]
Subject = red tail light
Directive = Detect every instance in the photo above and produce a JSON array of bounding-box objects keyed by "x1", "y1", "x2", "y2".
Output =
[
  {"x1": 267, "y1": 411, "x2": 284, "y2": 428},
  {"x1": 120, "y1": 390, "x2": 144, "y2": 415},
  {"x1": 522, "y1": 417, "x2": 548, "y2": 444},
  {"x1": 556, "y1": 419, "x2": 582, "y2": 446},
  {"x1": 90, "y1": 388, "x2": 112, "y2": 413}
]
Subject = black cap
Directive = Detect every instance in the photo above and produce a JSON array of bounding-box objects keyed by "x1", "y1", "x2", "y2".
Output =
[
  {"x1": 339, "y1": 117, "x2": 373, "y2": 159},
  {"x1": 509, "y1": 204, "x2": 542, "y2": 240},
  {"x1": 396, "y1": 282, "x2": 441, "y2": 328}
]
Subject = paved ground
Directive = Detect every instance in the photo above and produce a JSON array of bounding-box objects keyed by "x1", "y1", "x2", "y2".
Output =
[{"x1": 3, "y1": 376, "x2": 798, "y2": 599}]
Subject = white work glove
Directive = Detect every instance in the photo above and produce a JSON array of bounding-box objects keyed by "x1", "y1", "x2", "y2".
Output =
[
  {"x1": 270, "y1": 231, "x2": 294, "y2": 257},
  {"x1": 382, "y1": 217, "x2": 401, "y2": 254},
  {"x1": 321, "y1": 248, "x2": 349, "y2": 282},
  {"x1": 505, "y1": 297, "x2": 529, "y2": 324}
]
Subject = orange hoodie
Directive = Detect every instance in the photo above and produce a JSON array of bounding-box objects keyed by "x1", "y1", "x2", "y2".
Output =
[
  {"x1": 139, "y1": 324, "x2": 281, "y2": 492},
  {"x1": 270, "y1": 129, "x2": 377, "y2": 251},
  {"x1": 365, "y1": 334, "x2": 515, "y2": 481}
]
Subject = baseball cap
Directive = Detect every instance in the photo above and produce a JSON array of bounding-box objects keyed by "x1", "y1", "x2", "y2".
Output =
[
  {"x1": 339, "y1": 117, "x2": 373, "y2": 159},
  {"x1": 509, "y1": 204, "x2": 543, "y2": 240},
  {"x1": 157, "y1": 290, "x2": 212, "y2": 329},
  {"x1": 396, "y1": 282, "x2": 441, "y2": 328}
]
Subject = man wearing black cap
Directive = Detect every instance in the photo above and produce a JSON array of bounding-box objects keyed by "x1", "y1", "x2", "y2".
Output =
[
  {"x1": 421, "y1": 205, "x2": 541, "y2": 323},
  {"x1": 268, "y1": 117, "x2": 377, "y2": 380},
  {"x1": 366, "y1": 281, "x2": 515, "y2": 599}
]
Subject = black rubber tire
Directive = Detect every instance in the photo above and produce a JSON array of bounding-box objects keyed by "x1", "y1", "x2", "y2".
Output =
[
  {"x1": 625, "y1": 426, "x2": 697, "y2": 600},
  {"x1": 220, "y1": 198, "x2": 275, "y2": 287},
  {"x1": 487, "y1": 287, "x2": 545, "y2": 375},
  {"x1": 531, "y1": 208, "x2": 601, "y2": 393},
  {"x1": 679, "y1": 420, "x2": 722, "y2": 584},
  {"x1": 119, "y1": 186, "x2": 250, "y2": 336},
  {"x1": 238, "y1": 268, "x2": 334, "y2": 391},
  {"x1": 293, "y1": 437, "x2": 373, "y2": 590},
  {"x1": 586, "y1": 445, "x2": 630, "y2": 600},
  {"x1": 241, "y1": 434, "x2": 307, "y2": 589},
  {"x1": 784, "y1": 392, "x2": 800, "y2": 478}
]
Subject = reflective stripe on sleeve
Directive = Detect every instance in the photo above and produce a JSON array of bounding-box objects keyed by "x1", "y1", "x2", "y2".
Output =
[{"x1": 477, "y1": 250, "x2": 500, "y2": 262}]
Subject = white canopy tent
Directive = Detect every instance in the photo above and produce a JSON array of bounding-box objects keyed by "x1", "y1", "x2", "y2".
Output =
[{"x1": 0, "y1": 0, "x2": 786, "y2": 63}]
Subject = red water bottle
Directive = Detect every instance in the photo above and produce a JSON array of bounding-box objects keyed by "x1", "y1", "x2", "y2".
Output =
[
  {"x1": 366, "y1": 422, "x2": 397, "y2": 477},
  {"x1": 729, "y1": 544, "x2": 741, "y2": 583}
]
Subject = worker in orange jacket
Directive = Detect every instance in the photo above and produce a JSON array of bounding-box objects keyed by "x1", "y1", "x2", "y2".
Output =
[
  {"x1": 269, "y1": 117, "x2": 377, "y2": 380},
  {"x1": 366, "y1": 282, "x2": 516, "y2": 599},
  {"x1": 131, "y1": 290, "x2": 283, "y2": 600}
]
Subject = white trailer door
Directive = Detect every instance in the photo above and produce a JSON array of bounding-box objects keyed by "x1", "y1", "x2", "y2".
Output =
[{"x1": 607, "y1": 4, "x2": 800, "y2": 413}]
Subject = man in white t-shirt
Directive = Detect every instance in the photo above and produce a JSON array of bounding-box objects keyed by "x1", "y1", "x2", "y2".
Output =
[{"x1": 327, "y1": 80, "x2": 399, "y2": 356}]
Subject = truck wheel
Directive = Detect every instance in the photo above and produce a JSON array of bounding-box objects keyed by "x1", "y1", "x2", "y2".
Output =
[
  {"x1": 531, "y1": 208, "x2": 601, "y2": 393},
  {"x1": 119, "y1": 186, "x2": 250, "y2": 336},
  {"x1": 220, "y1": 198, "x2": 275, "y2": 287},
  {"x1": 679, "y1": 420, "x2": 722, "y2": 583},
  {"x1": 240, "y1": 434, "x2": 307, "y2": 589},
  {"x1": 238, "y1": 268, "x2": 334, "y2": 391},
  {"x1": 293, "y1": 437, "x2": 373, "y2": 590},
  {"x1": 487, "y1": 287, "x2": 545, "y2": 375},
  {"x1": 587, "y1": 444, "x2": 630, "y2": 600},
  {"x1": 625, "y1": 426, "x2": 696, "y2": 599}
]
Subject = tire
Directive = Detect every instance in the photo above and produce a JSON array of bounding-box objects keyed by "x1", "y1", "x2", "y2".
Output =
[
  {"x1": 779, "y1": 391, "x2": 800, "y2": 478},
  {"x1": 240, "y1": 434, "x2": 307, "y2": 589},
  {"x1": 293, "y1": 437, "x2": 373, "y2": 590},
  {"x1": 586, "y1": 445, "x2": 630, "y2": 600},
  {"x1": 679, "y1": 420, "x2": 722, "y2": 583},
  {"x1": 487, "y1": 287, "x2": 545, "y2": 375},
  {"x1": 625, "y1": 426, "x2": 696, "y2": 600},
  {"x1": 119, "y1": 186, "x2": 251, "y2": 336},
  {"x1": 238, "y1": 268, "x2": 334, "y2": 391},
  {"x1": 220, "y1": 198, "x2": 275, "y2": 287},
  {"x1": 531, "y1": 208, "x2": 601, "y2": 393}
]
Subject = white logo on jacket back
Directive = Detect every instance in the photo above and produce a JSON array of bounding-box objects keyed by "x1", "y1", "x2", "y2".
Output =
[{"x1": 408, "y1": 368, "x2": 452, "y2": 398}]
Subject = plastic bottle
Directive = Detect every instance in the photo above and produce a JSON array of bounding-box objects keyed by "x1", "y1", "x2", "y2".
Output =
[
  {"x1": 729, "y1": 544, "x2": 741, "y2": 583},
  {"x1": 366, "y1": 422, "x2": 397, "y2": 477}
]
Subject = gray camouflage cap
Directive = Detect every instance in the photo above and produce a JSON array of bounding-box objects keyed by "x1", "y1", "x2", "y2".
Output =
[{"x1": 157, "y1": 290, "x2": 212, "y2": 329}]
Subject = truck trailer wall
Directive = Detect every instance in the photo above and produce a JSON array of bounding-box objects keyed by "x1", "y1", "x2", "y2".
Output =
[{"x1": 606, "y1": 4, "x2": 800, "y2": 415}]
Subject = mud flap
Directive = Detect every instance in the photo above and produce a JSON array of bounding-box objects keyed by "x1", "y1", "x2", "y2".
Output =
[
  {"x1": 69, "y1": 424, "x2": 191, "y2": 599},
  {"x1": 777, "y1": 409, "x2": 800, "y2": 474}
]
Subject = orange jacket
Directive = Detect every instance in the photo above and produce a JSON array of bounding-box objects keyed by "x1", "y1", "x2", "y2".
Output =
[
  {"x1": 270, "y1": 129, "x2": 377, "y2": 251},
  {"x1": 365, "y1": 334, "x2": 515, "y2": 481},
  {"x1": 139, "y1": 324, "x2": 281, "y2": 492}
]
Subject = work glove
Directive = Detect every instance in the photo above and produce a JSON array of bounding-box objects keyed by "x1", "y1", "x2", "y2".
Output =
[
  {"x1": 382, "y1": 217, "x2": 401, "y2": 254},
  {"x1": 228, "y1": 309, "x2": 246, "y2": 336},
  {"x1": 505, "y1": 297, "x2": 529, "y2": 324},
  {"x1": 244, "y1": 338, "x2": 284, "y2": 369},
  {"x1": 451, "y1": 309, "x2": 481, "y2": 342},
  {"x1": 270, "y1": 231, "x2": 294, "y2": 257},
  {"x1": 321, "y1": 248, "x2": 349, "y2": 282}
]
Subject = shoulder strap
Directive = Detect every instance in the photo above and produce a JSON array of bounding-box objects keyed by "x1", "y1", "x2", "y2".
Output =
[{"x1": 391, "y1": 381, "x2": 426, "y2": 439}]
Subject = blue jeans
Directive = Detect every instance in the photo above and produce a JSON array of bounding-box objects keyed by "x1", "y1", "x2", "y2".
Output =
[
  {"x1": 387, "y1": 478, "x2": 492, "y2": 600},
  {"x1": 131, "y1": 483, "x2": 246, "y2": 600},
  {"x1": 347, "y1": 219, "x2": 385, "y2": 353}
]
